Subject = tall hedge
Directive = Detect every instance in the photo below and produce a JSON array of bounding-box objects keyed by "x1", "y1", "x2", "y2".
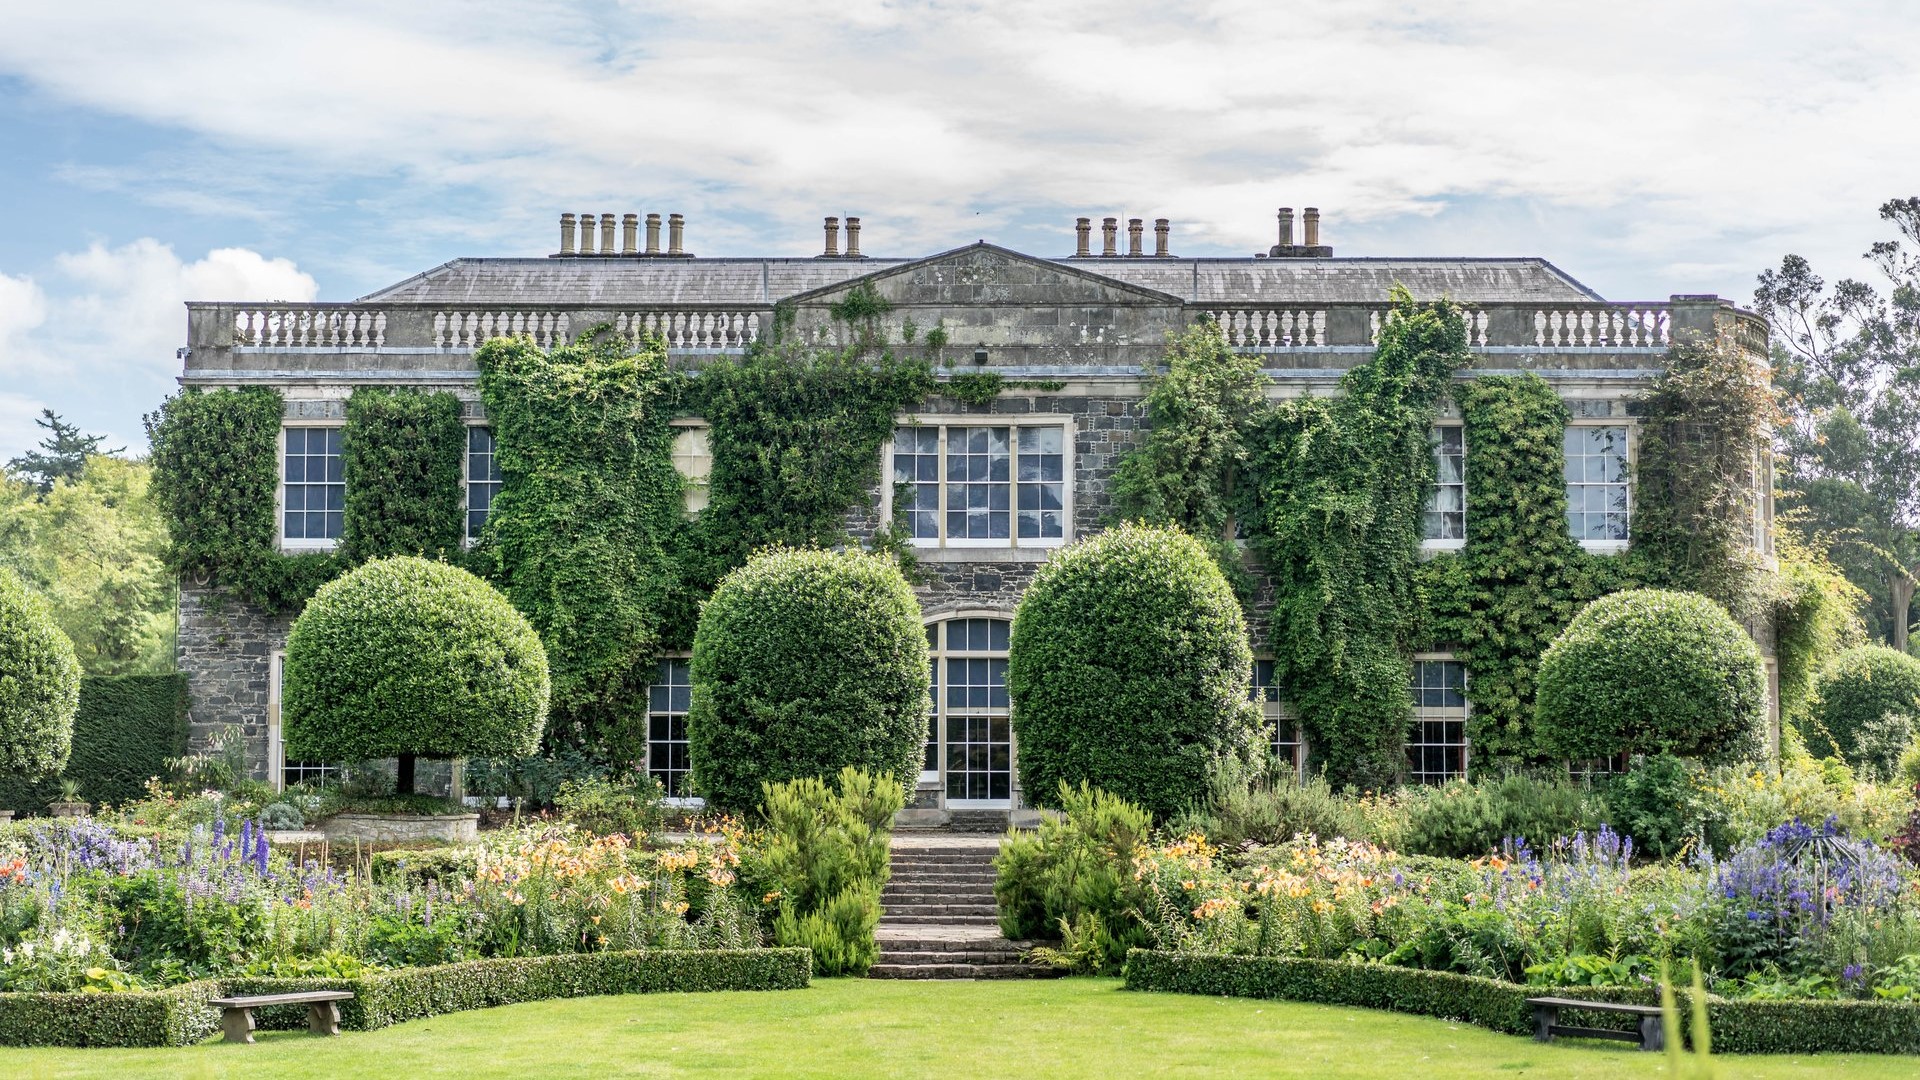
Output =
[
  {"x1": 687, "y1": 547, "x2": 928, "y2": 813},
  {"x1": 1807, "y1": 645, "x2": 1920, "y2": 777},
  {"x1": 284, "y1": 556, "x2": 550, "y2": 792},
  {"x1": 0, "y1": 674, "x2": 189, "y2": 813},
  {"x1": 1006, "y1": 524, "x2": 1260, "y2": 819},
  {"x1": 339, "y1": 387, "x2": 466, "y2": 563},
  {"x1": 0, "y1": 568, "x2": 80, "y2": 780},
  {"x1": 1535, "y1": 588, "x2": 1767, "y2": 761}
]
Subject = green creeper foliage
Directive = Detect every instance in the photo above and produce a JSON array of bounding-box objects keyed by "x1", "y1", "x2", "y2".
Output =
[
  {"x1": 1806, "y1": 645, "x2": 1920, "y2": 777},
  {"x1": 1247, "y1": 291, "x2": 1469, "y2": 788},
  {"x1": 1771, "y1": 535, "x2": 1868, "y2": 741},
  {"x1": 284, "y1": 556, "x2": 551, "y2": 785},
  {"x1": 1007, "y1": 524, "x2": 1260, "y2": 819},
  {"x1": 339, "y1": 388, "x2": 466, "y2": 564},
  {"x1": 145, "y1": 387, "x2": 339, "y2": 612},
  {"x1": 688, "y1": 547, "x2": 929, "y2": 813},
  {"x1": 1535, "y1": 588, "x2": 1768, "y2": 761},
  {"x1": 475, "y1": 334, "x2": 685, "y2": 759},
  {"x1": 0, "y1": 567, "x2": 81, "y2": 777}
]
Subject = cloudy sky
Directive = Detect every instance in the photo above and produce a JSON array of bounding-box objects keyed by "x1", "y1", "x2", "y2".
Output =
[{"x1": 0, "y1": 1, "x2": 1915, "y2": 462}]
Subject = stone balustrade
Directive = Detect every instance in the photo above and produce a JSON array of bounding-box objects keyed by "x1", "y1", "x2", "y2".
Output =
[{"x1": 233, "y1": 305, "x2": 388, "y2": 349}]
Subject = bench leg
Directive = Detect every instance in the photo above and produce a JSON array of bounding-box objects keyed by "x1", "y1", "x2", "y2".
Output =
[
  {"x1": 309, "y1": 999, "x2": 342, "y2": 1037},
  {"x1": 1639, "y1": 1013, "x2": 1665, "y2": 1052},
  {"x1": 1532, "y1": 1005, "x2": 1555, "y2": 1042},
  {"x1": 221, "y1": 1007, "x2": 256, "y2": 1045}
]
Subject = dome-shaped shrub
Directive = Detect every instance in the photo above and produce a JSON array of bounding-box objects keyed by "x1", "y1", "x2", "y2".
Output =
[
  {"x1": 1535, "y1": 588, "x2": 1766, "y2": 761},
  {"x1": 0, "y1": 568, "x2": 81, "y2": 777},
  {"x1": 688, "y1": 547, "x2": 928, "y2": 813},
  {"x1": 1807, "y1": 645, "x2": 1920, "y2": 778},
  {"x1": 285, "y1": 556, "x2": 550, "y2": 793},
  {"x1": 1007, "y1": 523, "x2": 1260, "y2": 819}
]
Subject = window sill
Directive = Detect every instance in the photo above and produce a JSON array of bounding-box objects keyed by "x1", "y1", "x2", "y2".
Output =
[
  {"x1": 909, "y1": 547, "x2": 1059, "y2": 564},
  {"x1": 280, "y1": 541, "x2": 339, "y2": 554},
  {"x1": 1578, "y1": 541, "x2": 1630, "y2": 555},
  {"x1": 1419, "y1": 539, "x2": 1466, "y2": 551}
]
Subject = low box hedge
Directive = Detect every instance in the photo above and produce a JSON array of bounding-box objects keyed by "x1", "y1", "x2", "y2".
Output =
[
  {"x1": 1122, "y1": 950, "x2": 1920, "y2": 1056},
  {"x1": 0, "y1": 948, "x2": 812, "y2": 1048}
]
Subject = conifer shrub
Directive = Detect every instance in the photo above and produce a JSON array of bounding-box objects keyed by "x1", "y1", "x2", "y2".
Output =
[
  {"x1": 687, "y1": 547, "x2": 928, "y2": 813},
  {"x1": 0, "y1": 567, "x2": 81, "y2": 778},
  {"x1": 1006, "y1": 524, "x2": 1260, "y2": 819},
  {"x1": 284, "y1": 556, "x2": 551, "y2": 794},
  {"x1": 1534, "y1": 589, "x2": 1767, "y2": 762},
  {"x1": 1806, "y1": 646, "x2": 1920, "y2": 779},
  {"x1": 751, "y1": 767, "x2": 900, "y2": 976}
]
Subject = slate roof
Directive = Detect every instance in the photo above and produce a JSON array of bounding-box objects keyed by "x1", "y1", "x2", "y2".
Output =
[{"x1": 356, "y1": 253, "x2": 1606, "y2": 306}]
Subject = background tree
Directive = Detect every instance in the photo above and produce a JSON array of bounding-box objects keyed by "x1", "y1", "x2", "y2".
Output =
[
  {"x1": 0, "y1": 566, "x2": 82, "y2": 778},
  {"x1": 1754, "y1": 197, "x2": 1920, "y2": 649},
  {"x1": 284, "y1": 556, "x2": 550, "y2": 795},
  {"x1": 1806, "y1": 645, "x2": 1920, "y2": 778},
  {"x1": 6, "y1": 410, "x2": 124, "y2": 494}
]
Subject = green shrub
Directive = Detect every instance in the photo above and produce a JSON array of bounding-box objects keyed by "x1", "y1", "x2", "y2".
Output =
[
  {"x1": 284, "y1": 556, "x2": 551, "y2": 794},
  {"x1": 553, "y1": 773, "x2": 665, "y2": 838},
  {"x1": 1807, "y1": 646, "x2": 1920, "y2": 779},
  {"x1": 1604, "y1": 753, "x2": 1702, "y2": 858},
  {"x1": 1168, "y1": 756, "x2": 1369, "y2": 848},
  {"x1": 1401, "y1": 773, "x2": 1593, "y2": 858},
  {"x1": 1007, "y1": 524, "x2": 1261, "y2": 819},
  {"x1": 0, "y1": 567, "x2": 81, "y2": 781},
  {"x1": 755, "y1": 767, "x2": 900, "y2": 976},
  {"x1": 463, "y1": 750, "x2": 608, "y2": 808},
  {"x1": 994, "y1": 783, "x2": 1152, "y2": 973},
  {"x1": 1535, "y1": 589, "x2": 1768, "y2": 761},
  {"x1": 0, "y1": 673, "x2": 187, "y2": 815},
  {"x1": 688, "y1": 547, "x2": 927, "y2": 813}
]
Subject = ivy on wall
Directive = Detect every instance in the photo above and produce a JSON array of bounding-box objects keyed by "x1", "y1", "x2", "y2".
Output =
[{"x1": 339, "y1": 388, "x2": 466, "y2": 564}]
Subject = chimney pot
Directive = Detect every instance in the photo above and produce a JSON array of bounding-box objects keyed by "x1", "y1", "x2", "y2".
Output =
[
  {"x1": 599, "y1": 213, "x2": 616, "y2": 256},
  {"x1": 823, "y1": 216, "x2": 840, "y2": 257},
  {"x1": 1127, "y1": 218, "x2": 1144, "y2": 257},
  {"x1": 668, "y1": 213, "x2": 685, "y2": 256},
  {"x1": 845, "y1": 216, "x2": 862, "y2": 258},
  {"x1": 1154, "y1": 218, "x2": 1171, "y2": 257},
  {"x1": 645, "y1": 213, "x2": 661, "y2": 255},
  {"x1": 621, "y1": 214, "x2": 638, "y2": 256},
  {"x1": 1303, "y1": 207, "x2": 1321, "y2": 248},
  {"x1": 559, "y1": 213, "x2": 577, "y2": 256},
  {"x1": 1277, "y1": 207, "x2": 1294, "y2": 248},
  {"x1": 1074, "y1": 218, "x2": 1092, "y2": 258},
  {"x1": 1101, "y1": 217, "x2": 1119, "y2": 257}
]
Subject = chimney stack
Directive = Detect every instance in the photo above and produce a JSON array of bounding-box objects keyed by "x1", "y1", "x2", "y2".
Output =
[
  {"x1": 1101, "y1": 217, "x2": 1118, "y2": 257},
  {"x1": 668, "y1": 213, "x2": 685, "y2": 256},
  {"x1": 845, "y1": 216, "x2": 862, "y2": 258},
  {"x1": 621, "y1": 214, "x2": 639, "y2": 255},
  {"x1": 559, "y1": 213, "x2": 577, "y2": 255},
  {"x1": 1277, "y1": 208, "x2": 1294, "y2": 248},
  {"x1": 1074, "y1": 218, "x2": 1092, "y2": 258},
  {"x1": 1303, "y1": 207, "x2": 1321, "y2": 248},
  {"x1": 645, "y1": 213, "x2": 661, "y2": 255},
  {"x1": 599, "y1": 213, "x2": 616, "y2": 256},
  {"x1": 1154, "y1": 218, "x2": 1170, "y2": 257},
  {"x1": 823, "y1": 216, "x2": 840, "y2": 257},
  {"x1": 1269, "y1": 205, "x2": 1332, "y2": 258},
  {"x1": 1127, "y1": 218, "x2": 1144, "y2": 257},
  {"x1": 578, "y1": 213, "x2": 597, "y2": 254}
]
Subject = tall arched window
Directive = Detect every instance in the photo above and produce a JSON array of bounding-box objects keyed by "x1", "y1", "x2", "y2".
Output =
[{"x1": 924, "y1": 615, "x2": 1014, "y2": 806}]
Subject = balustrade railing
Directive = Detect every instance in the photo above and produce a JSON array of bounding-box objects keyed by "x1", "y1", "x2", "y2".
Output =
[{"x1": 233, "y1": 305, "x2": 387, "y2": 349}]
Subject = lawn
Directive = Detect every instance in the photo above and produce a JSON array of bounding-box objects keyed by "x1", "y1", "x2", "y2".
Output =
[{"x1": 0, "y1": 978, "x2": 1913, "y2": 1079}]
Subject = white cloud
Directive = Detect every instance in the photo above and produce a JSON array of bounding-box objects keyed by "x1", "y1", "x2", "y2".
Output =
[
  {"x1": 0, "y1": 272, "x2": 48, "y2": 356},
  {"x1": 0, "y1": 391, "x2": 49, "y2": 467}
]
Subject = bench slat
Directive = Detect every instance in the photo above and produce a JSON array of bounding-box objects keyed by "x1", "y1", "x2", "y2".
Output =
[
  {"x1": 1548, "y1": 1024, "x2": 1642, "y2": 1043},
  {"x1": 1526, "y1": 996, "x2": 1660, "y2": 1015},
  {"x1": 209, "y1": 991, "x2": 355, "y2": 1008}
]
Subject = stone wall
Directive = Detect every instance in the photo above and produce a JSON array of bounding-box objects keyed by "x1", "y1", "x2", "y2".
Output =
[{"x1": 177, "y1": 587, "x2": 291, "y2": 780}]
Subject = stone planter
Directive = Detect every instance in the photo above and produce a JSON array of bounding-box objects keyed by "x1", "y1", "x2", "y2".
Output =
[
  {"x1": 0, "y1": 809, "x2": 15, "y2": 824},
  {"x1": 48, "y1": 801, "x2": 91, "y2": 819},
  {"x1": 320, "y1": 813, "x2": 479, "y2": 843}
]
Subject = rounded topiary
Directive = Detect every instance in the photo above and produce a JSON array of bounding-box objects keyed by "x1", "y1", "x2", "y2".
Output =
[
  {"x1": 1007, "y1": 523, "x2": 1261, "y2": 820},
  {"x1": 1535, "y1": 588, "x2": 1767, "y2": 761},
  {"x1": 1807, "y1": 645, "x2": 1920, "y2": 778},
  {"x1": 0, "y1": 567, "x2": 81, "y2": 778},
  {"x1": 688, "y1": 547, "x2": 929, "y2": 813},
  {"x1": 285, "y1": 556, "x2": 550, "y2": 793}
]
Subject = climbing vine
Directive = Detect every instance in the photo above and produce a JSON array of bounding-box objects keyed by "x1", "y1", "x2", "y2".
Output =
[{"x1": 339, "y1": 387, "x2": 466, "y2": 564}]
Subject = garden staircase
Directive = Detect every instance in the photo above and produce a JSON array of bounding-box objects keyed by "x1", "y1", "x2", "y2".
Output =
[{"x1": 870, "y1": 836, "x2": 1060, "y2": 980}]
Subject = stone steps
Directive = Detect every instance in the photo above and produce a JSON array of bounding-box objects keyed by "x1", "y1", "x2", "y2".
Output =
[
  {"x1": 879, "y1": 913, "x2": 1002, "y2": 926},
  {"x1": 868, "y1": 962, "x2": 1058, "y2": 980},
  {"x1": 871, "y1": 836, "x2": 1053, "y2": 979}
]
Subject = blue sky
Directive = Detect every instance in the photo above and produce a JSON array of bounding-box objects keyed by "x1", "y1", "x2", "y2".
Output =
[{"x1": 1, "y1": 0, "x2": 1916, "y2": 463}]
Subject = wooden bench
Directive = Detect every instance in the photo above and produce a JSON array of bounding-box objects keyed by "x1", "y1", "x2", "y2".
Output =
[
  {"x1": 1527, "y1": 996, "x2": 1665, "y2": 1051},
  {"x1": 207, "y1": 990, "x2": 355, "y2": 1044}
]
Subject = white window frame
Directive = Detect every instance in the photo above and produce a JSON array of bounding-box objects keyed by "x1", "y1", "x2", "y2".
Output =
[
  {"x1": 1421, "y1": 424, "x2": 1466, "y2": 551},
  {"x1": 1408, "y1": 653, "x2": 1470, "y2": 785},
  {"x1": 1751, "y1": 445, "x2": 1774, "y2": 556},
  {"x1": 464, "y1": 424, "x2": 502, "y2": 546},
  {"x1": 924, "y1": 611, "x2": 1016, "y2": 809},
  {"x1": 881, "y1": 417, "x2": 1074, "y2": 552},
  {"x1": 1564, "y1": 420, "x2": 1633, "y2": 554},
  {"x1": 267, "y1": 651, "x2": 341, "y2": 793},
  {"x1": 278, "y1": 425, "x2": 344, "y2": 552},
  {"x1": 670, "y1": 418, "x2": 712, "y2": 517},
  {"x1": 1251, "y1": 657, "x2": 1306, "y2": 779},
  {"x1": 647, "y1": 654, "x2": 703, "y2": 808}
]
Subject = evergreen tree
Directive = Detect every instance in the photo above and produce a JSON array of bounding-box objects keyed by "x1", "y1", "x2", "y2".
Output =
[{"x1": 6, "y1": 410, "x2": 123, "y2": 494}]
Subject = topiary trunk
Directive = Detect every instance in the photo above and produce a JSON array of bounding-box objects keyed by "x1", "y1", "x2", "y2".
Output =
[{"x1": 397, "y1": 753, "x2": 417, "y2": 795}]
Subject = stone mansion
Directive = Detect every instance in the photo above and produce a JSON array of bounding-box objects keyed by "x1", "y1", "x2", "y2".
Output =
[{"x1": 174, "y1": 208, "x2": 1776, "y2": 813}]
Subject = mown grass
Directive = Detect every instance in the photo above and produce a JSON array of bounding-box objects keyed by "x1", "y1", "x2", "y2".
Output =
[{"x1": 1, "y1": 977, "x2": 1913, "y2": 1078}]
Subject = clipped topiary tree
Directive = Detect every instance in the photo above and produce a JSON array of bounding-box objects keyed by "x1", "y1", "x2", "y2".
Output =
[
  {"x1": 285, "y1": 555, "x2": 550, "y2": 794},
  {"x1": 0, "y1": 567, "x2": 81, "y2": 779},
  {"x1": 1535, "y1": 588, "x2": 1767, "y2": 762},
  {"x1": 1007, "y1": 523, "x2": 1261, "y2": 820},
  {"x1": 1807, "y1": 645, "x2": 1920, "y2": 778},
  {"x1": 688, "y1": 547, "x2": 928, "y2": 813}
]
